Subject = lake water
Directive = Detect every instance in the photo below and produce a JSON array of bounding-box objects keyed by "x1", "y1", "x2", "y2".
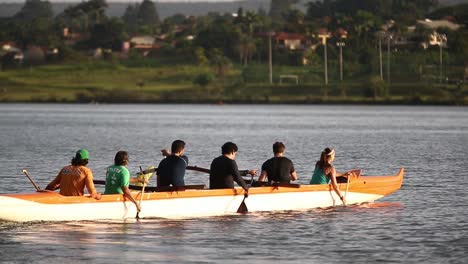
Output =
[{"x1": 0, "y1": 104, "x2": 467, "y2": 263}]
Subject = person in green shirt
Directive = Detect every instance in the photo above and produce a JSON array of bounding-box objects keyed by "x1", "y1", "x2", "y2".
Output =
[{"x1": 104, "y1": 151, "x2": 141, "y2": 212}]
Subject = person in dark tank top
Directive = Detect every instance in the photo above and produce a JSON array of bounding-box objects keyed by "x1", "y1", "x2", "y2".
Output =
[{"x1": 259, "y1": 142, "x2": 297, "y2": 184}]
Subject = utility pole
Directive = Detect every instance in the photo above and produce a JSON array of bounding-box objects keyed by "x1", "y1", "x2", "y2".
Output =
[
  {"x1": 268, "y1": 32, "x2": 274, "y2": 84},
  {"x1": 387, "y1": 34, "x2": 392, "y2": 86},
  {"x1": 379, "y1": 35, "x2": 383, "y2": 81},
  {"x1": 336, "y1": 29, "x2": 347, "y2": 82},
  {"x1": 324, "y1": 41, "x2": 328, "y2": 85},
  {"x1": 318, "y1": 31, "x2": 331, "y2": 86},
  {"x1": 438, "y1": 33, "x2": 447, "y2": 83}
]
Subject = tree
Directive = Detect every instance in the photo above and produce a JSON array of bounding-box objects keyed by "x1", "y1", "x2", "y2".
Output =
[
  {"x1": 194, "y1": 15, "x2": 240, "y2": 59},
  {"x1": 210, "y1": 48, "x2": 231, "y2": 79},
  {"x1": 88, "y1": 18, "x2": 127, "y2": 51},
  {"x1": 269, "y1": 0, "x2": 299, "y2": 23},
  {"x1": 14, "y1": 0, "x2": 53, "y2": 21},
  {"x1": 237, "y1": 34, "x2": 256, "y2": 65},
  {"x1": 122, "y1": 3, "x2": 139, "y2": 31},
  {"x1": 60, "y1": 0, "x2": 108, "y2": 32},
  {"x1": 283, "y1": 9, "x2": 306, "y2": 33},
  {"x1": 352, "y1": 10, "x2": 381, "y2": 48},
  {"x1": 138, "y1": 0, "x2": 160, "y2": 26}
]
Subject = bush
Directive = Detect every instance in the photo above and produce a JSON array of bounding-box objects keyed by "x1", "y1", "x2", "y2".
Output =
[
  {"x1": 193, "y1": 72, "x2": 215, "y2": 87},
  {"x1": 366, "y1": 76, "x2": 387, "y2": 98}
]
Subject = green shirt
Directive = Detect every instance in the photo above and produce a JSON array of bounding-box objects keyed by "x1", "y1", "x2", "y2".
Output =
[
  {"x1": 310, "y1": 165, "x2": 330, "y2": 184},
  {"x1": 104, "y1": 165, "x2": 130, "y2": 194}
]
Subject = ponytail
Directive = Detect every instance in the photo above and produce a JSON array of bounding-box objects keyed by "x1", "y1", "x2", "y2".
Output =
[{"x1": 317, "y1": 148, "x2": 334, "y2": 171}]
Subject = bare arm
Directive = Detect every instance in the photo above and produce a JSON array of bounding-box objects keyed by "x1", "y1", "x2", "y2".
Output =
[
  {"x1": 122, "y1": 186, "x2": 141, "y2": 212},
  {"x1": 328, "y1": 167, "x2": 346, "y2": 205},
  {"x1": 336, "y1": 171, "x2": 350, "y2": 177},
  {"x1": 84, "y1": 171, "x2": 101, "y2": 200},
  {"x1": 258, "y1": 170, "x2": 268, "y2": 182},
  {"x1": 45, "y1": 174, "x2": 62, "y2": 191},
  {"x1": 290, "y1": 171, "x2": 298, "y2": 181},
  {"x1": 161, "y1": 149, "x2": 170, "y2": 157}
]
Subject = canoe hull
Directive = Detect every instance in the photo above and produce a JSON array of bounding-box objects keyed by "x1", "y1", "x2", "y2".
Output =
[{"x1": 0, "y1": 168, "x2": 404, "y2": 222}]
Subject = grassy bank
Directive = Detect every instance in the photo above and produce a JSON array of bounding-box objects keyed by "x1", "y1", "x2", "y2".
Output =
[{"x1": 0, "y1": 62, "x2": 466, "y2": 105}]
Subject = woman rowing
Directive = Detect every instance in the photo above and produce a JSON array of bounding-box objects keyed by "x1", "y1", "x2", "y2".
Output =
[{"x1": 310, "y1": 148, "x2": 351, "y2": 205}]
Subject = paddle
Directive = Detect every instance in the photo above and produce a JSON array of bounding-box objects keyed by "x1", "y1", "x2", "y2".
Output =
[
  {"x1": 186, "y1": 166, "x2": 210, "y2": 174},
  {"x1": 136, "y1": 166, "x2": 145, "y2": 219},
  {"x1": 344, "y1": 169, "x2": 361, "y2": 202},
  {"x1": 248, "y1": 180, "x2": 301, "y2": 188},
  {"x1": 93, "y1": 165, "x2": 210, "y2": 186},
  {"x1": 237, "y1": 174, "x2": 254, "y2": 214},
  {"x1": 22, "y1": 169, "x2": 41, "y2": 191}
]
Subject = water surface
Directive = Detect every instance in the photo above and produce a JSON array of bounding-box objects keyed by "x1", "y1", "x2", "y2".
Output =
[{"x1": 0, "y1": 104, "x2": 467, "y2": 263}]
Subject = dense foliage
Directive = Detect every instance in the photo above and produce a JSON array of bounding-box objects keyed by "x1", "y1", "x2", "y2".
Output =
[{"x1": 0, "y1": 0, "x2": 466, "y2": 103}]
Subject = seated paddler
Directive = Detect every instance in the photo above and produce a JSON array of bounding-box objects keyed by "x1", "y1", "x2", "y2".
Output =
[
  {"x1": 310, "y1": 148, "x2": 351, "y2": 205},
  {"x1": 209, "y1": 142, "x2": 257, "y2": 197},
  {"x1": 156, "y1": 140, "x2": 189, "y2": 187},
  {"x1": 258, "y1": 142, "x2": 298, "y2": 184},
  {"x1": 46, "y1": 149, "x2": 101, "y2": 200},
  {"x1": 104, "y1": 151, "x2": 140, "y2": 212}
]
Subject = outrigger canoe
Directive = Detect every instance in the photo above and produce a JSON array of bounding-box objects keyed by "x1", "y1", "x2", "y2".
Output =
[{"x1": 0, "y1": 168, "x2": 404, "y2": 222}]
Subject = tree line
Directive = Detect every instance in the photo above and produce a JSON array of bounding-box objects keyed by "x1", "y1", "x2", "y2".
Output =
[{"x1": 0, "y1": 0, "x2": 467, "y2": 85}]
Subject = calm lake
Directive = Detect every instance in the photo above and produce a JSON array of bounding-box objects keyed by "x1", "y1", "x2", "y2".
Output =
[{"x1": 0, "y1": 104, "x2": 467, "y2": 263}]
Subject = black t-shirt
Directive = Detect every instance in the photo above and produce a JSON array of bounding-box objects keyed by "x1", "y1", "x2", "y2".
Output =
[
  {"x1": 261, "y1": 157, "x2": 295, "y2": 183},
  {"x1": 157, "y1": 155, "x2": 188, "y2": 187},
  {"x1": 209, "y1": 155, "x2": 248, "y2": 190}
]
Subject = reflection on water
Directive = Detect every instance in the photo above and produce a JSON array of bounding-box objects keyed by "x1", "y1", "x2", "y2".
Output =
[{"x1": 0, "y1": 104, "x2": 467, "y2": 263}]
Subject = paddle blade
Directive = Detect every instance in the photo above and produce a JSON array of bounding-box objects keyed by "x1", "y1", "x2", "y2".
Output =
[{"x1": 237, "y1": 200, "x2": 248, "y2": 214}]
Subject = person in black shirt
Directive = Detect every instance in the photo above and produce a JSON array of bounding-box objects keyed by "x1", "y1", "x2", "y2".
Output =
[
  {"x1": 209, "y1": 142, "x2": 257, "y2": 195},
  {"x1": 259, "y1": 142, "x2": 297, "y2": 183},
  {"x1": 157, "y1": 140, "x2": 189, "y2": 187}
]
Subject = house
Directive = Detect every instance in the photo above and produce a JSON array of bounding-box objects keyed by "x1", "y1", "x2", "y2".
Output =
[
  {"x1": 128, "y1": 35, "x2": 162, "y2": 56},
  {"x1": 1, "y1": 42, "x2": 23, "y2": 67},
  {"x1": 417, "y1": 18, "x2": 462, "y2": 31},
  {"x1": 62, "y1": 27, "x2": 87, "y2": 46},
  {"x1": 274, "y1": 32, "x2": 311, "y2": 51},
  {"x1": 417, "y1": 18, "x2": 462, "y2": 49}
]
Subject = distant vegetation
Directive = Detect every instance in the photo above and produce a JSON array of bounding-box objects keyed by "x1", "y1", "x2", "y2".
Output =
[{"x1": 0, "y1": 0, "x2": 467, "y2": 105}]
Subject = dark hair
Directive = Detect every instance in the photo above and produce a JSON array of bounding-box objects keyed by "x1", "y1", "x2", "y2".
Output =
[
  {"x1": 171, "y1": 140, "x2": 186, "y2": 153},
  {"x1": 71, "y1": 157, "x2": 88, "y2": 166},
  {"x1": 317, "y1": 148, "x2": 334, "y2": 171},
  {"x1": 222, "y1": 142, "x2": 238, "y2": 155},
  {"x1": 273, "y1": 142, "x2": 285, "y2": 154},
  {"x1": 114, "y1": 151, "x2": 129, "y2": 166}
]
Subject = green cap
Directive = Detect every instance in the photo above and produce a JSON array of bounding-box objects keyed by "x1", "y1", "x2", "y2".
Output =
[{"x1": 76, "y1": 149, "x2": 90, "y2": 160}]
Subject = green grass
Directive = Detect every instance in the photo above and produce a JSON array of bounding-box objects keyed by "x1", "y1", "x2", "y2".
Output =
[{"x1": 0, "y1": 61, "x2": 466, "y2": 105}]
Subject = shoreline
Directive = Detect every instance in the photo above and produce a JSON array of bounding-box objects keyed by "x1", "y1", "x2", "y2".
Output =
[{"x1": 1, "y1": 98, "x2": 466, "y2": 106}]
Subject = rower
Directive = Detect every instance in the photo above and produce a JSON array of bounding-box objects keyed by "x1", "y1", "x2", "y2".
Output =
[
  {"x1": 45, "y1": 149, "x2": 101, "y2": 200},
  {"x1": 258, "y1": 142, "x2": 297, "y2": 184},
  {"x1": 310, "y1": 148, "x2": 351, "y2": 205},
  {"x1": 156, "y1": 140, "x2": 189, "y2": 187},
  {"x1": 209, "y1": 142, "x2": 257, "y2": 197},
  {"x1": 104, "y1": 151, "x2": 140, "y2": 212}
]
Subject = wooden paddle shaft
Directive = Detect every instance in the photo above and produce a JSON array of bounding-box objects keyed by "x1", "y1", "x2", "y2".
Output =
[{"x1": 22, "y1": 169, "x2": 41, "y2": 191}]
